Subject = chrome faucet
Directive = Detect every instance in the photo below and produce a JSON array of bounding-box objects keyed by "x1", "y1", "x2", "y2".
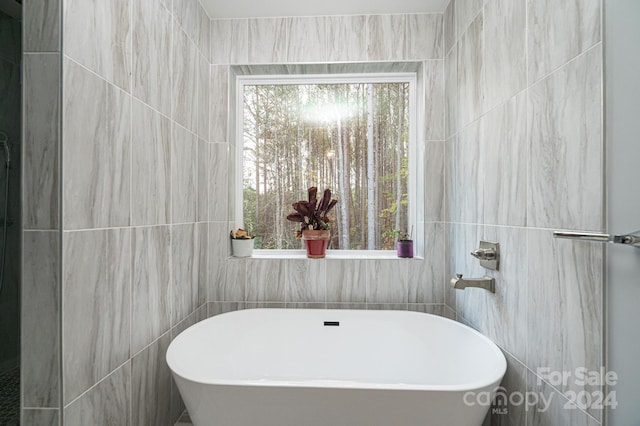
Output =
[{"x1": 450, "y1": 274, "x2": 495, "y2": 293}]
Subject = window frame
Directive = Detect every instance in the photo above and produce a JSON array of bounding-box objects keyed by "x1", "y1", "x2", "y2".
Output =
[{"x1": 234, "y1": 72, "x2": 419, "y2": 257}]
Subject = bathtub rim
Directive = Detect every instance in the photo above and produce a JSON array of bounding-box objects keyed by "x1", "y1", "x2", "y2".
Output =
[{"x1": 166, "y1": 308, "x2": 507, "y2": 393}]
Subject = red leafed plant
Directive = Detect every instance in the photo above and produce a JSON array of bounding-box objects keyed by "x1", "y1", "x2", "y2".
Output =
[{"x1": 286, "y1": 187, "x2": 338, "y2": 238}]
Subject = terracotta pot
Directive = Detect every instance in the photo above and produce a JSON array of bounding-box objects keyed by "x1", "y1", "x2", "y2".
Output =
[
  {"x1": 397, "y1": 240, "x2": 414, "y2": 258},
  {"x1": 302, "y1": 229, "x2": 330, "y2": 258}
]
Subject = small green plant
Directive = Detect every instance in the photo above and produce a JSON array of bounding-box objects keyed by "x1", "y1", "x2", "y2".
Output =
[{"x1": 389, "y1": 227, "x2": 413, "y2": 241}]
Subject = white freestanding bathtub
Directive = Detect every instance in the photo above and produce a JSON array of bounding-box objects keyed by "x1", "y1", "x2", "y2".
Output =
[{"x1": 166, "y1": 309, "x2": 506, "y2": 426}]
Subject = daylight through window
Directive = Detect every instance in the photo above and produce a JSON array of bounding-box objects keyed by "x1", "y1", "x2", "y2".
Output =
[{"x1": 239, "y1": 75, "x2": 415, "y2": 251}]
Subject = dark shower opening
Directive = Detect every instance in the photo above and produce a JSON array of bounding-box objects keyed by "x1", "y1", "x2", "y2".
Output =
[{"x1": 0, "y1": 1, "x2": 22, "y2": 425}]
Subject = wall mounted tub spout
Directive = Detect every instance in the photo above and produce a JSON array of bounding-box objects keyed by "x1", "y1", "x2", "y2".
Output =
[{"x1": 450, "y1": 274, "x2": 495, "y2": 293}]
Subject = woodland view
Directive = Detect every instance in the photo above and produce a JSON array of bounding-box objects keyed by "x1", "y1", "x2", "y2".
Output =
[{"x1": 242, "y1": 81, "x2": 410, "y2": 250}]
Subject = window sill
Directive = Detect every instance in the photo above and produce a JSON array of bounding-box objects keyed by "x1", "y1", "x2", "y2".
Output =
[{"x1": 229, "y1": 250, "x2": 423, "y2": 260}]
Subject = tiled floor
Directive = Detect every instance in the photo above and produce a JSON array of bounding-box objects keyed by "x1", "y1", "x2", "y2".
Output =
[{"x1": 0, "y1": 365, "x2": 19, "y2": 425}]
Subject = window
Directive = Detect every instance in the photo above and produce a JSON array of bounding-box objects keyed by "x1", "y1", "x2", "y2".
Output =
[{"x1": 236, "y1": 72, "x2": 417, "y2": 252}]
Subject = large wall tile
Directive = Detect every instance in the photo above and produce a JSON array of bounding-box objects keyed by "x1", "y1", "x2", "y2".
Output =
[
  {"x1": 207, "y1": 222, "x2": 229, "y2": 301},
  {"x1": 484, "y1": 352, "x2": 527, "y2": 426},
  {"x1": 170, "y1": 304, "x2": 207, "y2": 341},
  {"x1": 326, "y1": 260, "x2": 366, "y2": 303},
  {"x1": 366, "y1": 260, "x2": 408, "y2": 303},
  {"x1": 223, "y1": 259, "x2": 246, "y2": 301},
  {"x1": 480, "y1": 92, "x2": 527, "y2": 227},
  {"x1": 405, "y1": 14, "x2": 443, "y2": 60},
  {"x1": 248, "y1": 18, "x2": 287, "y2": 64},
  {"x1": 197, "y1": 222, "x2": 209, "y2": 306},
  {"x1": 173, "y1": 0, "x2": 199, "y2": 47},
  {"x1": 197, "y1": 140, "x2": 209, "y2": 222},
  {"x1": 526, "y1": 230, "x2": 602, "y2": 404},
  {"x1": 484, "y1": 0, "x2": 526, "y2": 112},
  {"x1": 197, "y1": 2, "x2": 210, "y2": 60},
  {"x1": 171, "y1": 224, "x2": 200, "y2": 325},
  {"x1": 455, "y1": 0, "x2": 482, "y2": 41},
  {"x1": 527, "y1": 0, "x2": 600, "y2": 83},
  {"x1": 408, "y1": 223, "x2": 445, "y2": 304},
  {"x1": 424, "y1": 60, "x2": 445, "y2": 141},
  {"x1": 131, "y1": 226, "x2": 171, "y2": 355},
  {"x1": 64, "y1": 362, "x2": 131, "y2": 426},
  {"x1": 527, "y1": 45, "x2": 603, "y2": 231},
  {"x1": 445, "y1": 46, "x2": 457, "y2": 138},
  {"x1": 209, "y1": 143, "x2": 229, "y2": 221},
  {"x1": 526, "y1": 369, "x2": 600, "y2": 426},
  {"x1": 208, "y1": 220, "x2": 230, "y2": 264},
  {"x1": 287, "y1": 17, "x2": 327, "y2": 63},
  {"x1": 131, "y1": 99, "x2": 171, "y2": 226},
  {"x1": 24, "y1": 0, "x2": 60, "y2": 52},
  {"x1": 172, "y1": 26, "x2": 198, "y2": 132},
  {"x1": 198, "y1": 55, "x2": 210, "y2": 141},
  {"x1": 132, "y1": 0, "x2": 172, "y2": 116},
  {"x1": 23, "y1": 54, "x2": 59, "y2": 229},
  {"x1": 22, "y1": 409, "x2": 59, "y2": 425},
  {"x1": 457, "y1": 12, "x2": 484, "y2": 128},
  {"x1": 62, "y1": 228, "x2": 131, "y2": 403},
  {"x1": 132, "y1": 334, "x2": 172, "y2": 426},
  {"x1": 209, "y1": 66, "x2": 229, "y2": 142},
  {"x1": 325, "y1": 16, "x2": 366, "y2": 63},
  {"x1": 408, "y1": 303, "x2": 447, "y2": 317},
  {"x1": 208, "y1": 302, "x2": 243, "y2": 317},
  {"x1": 63, "y1": 59, "x2": 131, "y2": 230},
  {"x1": 64, "y1": 0, "x2": 131, "y2": 91},
  {"x1": 168, "y1": 308, "x2": 206, "y2": 424},
  {"x1": 458, "y1": 226, "x2": 528, "y2": 361},
  {"x1": 424, "y1": 141, "x2": 445, "y2": 223},
  {"x1": 22, "y1": 231, "x2": 59, "y2": 407},
  {"x1": 326, "y1": 303, "x2": 367, "y2": 310},
  {"x1": 447, "y1": 223, "x2": 484, "y2": 310},
  {"x1": 245, "y1": 260, "x2": 286, "y2": 302},
  {"x1": 211, "y1": 19, "x2": 248, "y2": 65},
  {"x1": 286, "y1": 260, "x2": 327, "y2": 303},
  {"x1": 449, "y1": 123, "x2": 482, "y2": 224},
  {"x1": 171, "y1": 125, "x2": 197, "y2": 223},
  {"x1": 367, "y1": 15, "x2": 405, "y2": 61},
  {"x1": 444, "y1": 0, "x2": 455, "y2": 55}
]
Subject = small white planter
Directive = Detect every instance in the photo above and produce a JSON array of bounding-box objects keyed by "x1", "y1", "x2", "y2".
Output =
[{"x1": 231, "y1": 239, "x2": 254, "y2": 257}]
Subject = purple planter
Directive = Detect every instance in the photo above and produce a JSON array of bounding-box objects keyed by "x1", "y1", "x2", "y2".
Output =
[{"x1": 397, "y1": 240, "x2": 414, "y2": 258}]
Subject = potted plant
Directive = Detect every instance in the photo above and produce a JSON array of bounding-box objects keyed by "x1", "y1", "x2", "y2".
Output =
[
  {"x1": 391, "y1": 228, "x2": 414, "y2": 258},
  {"x1": 230, "y1": 228, "x2": 255, "y2": 257},
  {"x1": 286, "y1": 187, "x2": 337, "y2": 258}
]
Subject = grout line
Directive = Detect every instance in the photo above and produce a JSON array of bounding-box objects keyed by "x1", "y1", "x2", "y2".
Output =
[
  {"x1": 57, "y1": 1, "x2": 65, "y2": 419},
  {"x1": 128, "y1": 3, "x2": 133, "y2": 418},
  {"x1": 62, "y1": 359, "x2": 130, "y2": 410},
  {"x1": 528, "y1": 40, "x2": 603, "y2": 88},
  {"x1": 457, "y1": 310, "x2": 603, "y2": 424},
  {"x1": 169, "y1": 1, "x2": 175, "y2": 331},
  {"x1": 22, "y1": 407, "x2": 59, "y2": 411},
  {"x1": 448, "y1": 40, "x2": 602, "y2": 143},
  {"x1": 61, "y1": 221, "x2": 210, "y2": 233},
  {"x1": 439, "y1": 221, "x2": 605, "y2": 233}
]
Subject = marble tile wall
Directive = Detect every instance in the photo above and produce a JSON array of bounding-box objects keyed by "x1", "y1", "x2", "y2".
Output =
[
  {"x1": 444, "y1": 0, "x2": 604, "y2": 424},
  {"x1": 208, "y1": 13, "x2": 448, "y2": 318},
  {"x1": 22, "y1": 2, "x2": 62, "y2": 423},
  {"x1": 23, "y1": 0, "x2": 212, "y2": 424}
]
